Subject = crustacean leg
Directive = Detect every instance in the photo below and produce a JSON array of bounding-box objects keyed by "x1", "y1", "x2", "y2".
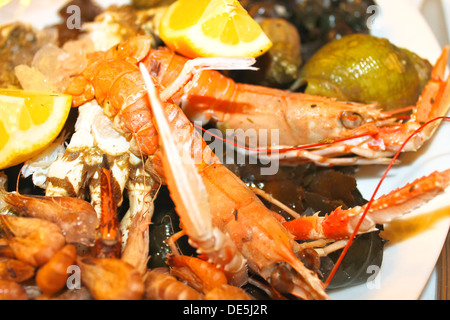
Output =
[{"x1": 283, "y1": 168, "x2": 450, "y2": 240}]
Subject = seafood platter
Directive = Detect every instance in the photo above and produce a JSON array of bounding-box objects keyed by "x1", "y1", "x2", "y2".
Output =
[{"x1": 0, "y1": 0, "x2": 449, "y2": 300}]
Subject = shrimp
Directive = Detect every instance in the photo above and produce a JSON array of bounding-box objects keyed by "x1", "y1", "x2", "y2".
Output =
[
  {"x1": 145, "y1": 45, "x2": 450, "y2": 166},
  {"x1": 0, "y1": 258, "x2": 35, "y2": 282},
  {"x1": 77, "y1": 257, "x2": 144, "y2": 300},
  {"x1": 143, "y1": 268, "x2": 203, "y2": 300},
  {"x1": 0, "y1": 215, "x2": 65, "y2": 267},
  {"x1": 121, "y1": 208, "x2": 152, "y2": 275},
  {"x1": 144, "y1": 265, "x2": 251, "y2": 300},
  {"x1": 35, "y1": 244, "x2": 77, "y2": 296},
  {"x1": 141, "y1": 65, "x2": 327, "y2": 299},
  {"x1": 167, "y1": 255, "x2": 228, "y2": 294},
  {"x1": 167, "y1": 255, "x2": 253, "y2": 300},
  {"x1": 0, "y1": 280, "x2": 28, "y2": 300},
  {"x1": 205, "y1": 285, "x2": 253, "y2": 300},
  {"x1": 0, "y1": 188, "x2": 98, "y2": 246}
]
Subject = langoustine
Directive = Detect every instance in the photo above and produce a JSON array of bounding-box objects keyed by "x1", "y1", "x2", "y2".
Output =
[
  {"x1": 144, "y1": 44, "x2": 450, "y2": 166},
  {"x1": 63, "y1": 34, "x2": 450, "y2": 299},
  {"x1": 142, "y1": 62, "x2": 450, "y2": 297},
  {"x1": 66, "y1": 35, "x2": 327, "y2": 299}
]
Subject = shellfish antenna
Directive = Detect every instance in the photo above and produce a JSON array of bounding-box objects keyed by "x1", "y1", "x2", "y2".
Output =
[
  {"x1": 193, "y1": 122, "x2": 373, "y2": 153},
  {"x1": 324, "y1": 116, "x2": 450, "y2": 288}
]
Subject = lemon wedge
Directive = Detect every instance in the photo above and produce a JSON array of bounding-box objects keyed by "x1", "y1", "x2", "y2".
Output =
[
  {"x1": 0, "y1": 89, "x2": 71, "y2": 170},
  {"x1": 159, "y1": 0, "x2": 272, "y2": 58}
]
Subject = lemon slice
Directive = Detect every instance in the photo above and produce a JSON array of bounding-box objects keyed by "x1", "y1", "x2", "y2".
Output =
[
  {"x1": 159, "y1": 0, "x2": 272, "y2": 58},
  {"x1": 0, "y1": 89, "x2": 72, "y2": 170}
]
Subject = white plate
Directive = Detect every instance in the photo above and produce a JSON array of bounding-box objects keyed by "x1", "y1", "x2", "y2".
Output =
[
  {"x1": 329, "y1": 0, "x2": 450, "y2": 300},
  {"x1": 1, "y1": 0, "x2": 449, "y2": 300}
]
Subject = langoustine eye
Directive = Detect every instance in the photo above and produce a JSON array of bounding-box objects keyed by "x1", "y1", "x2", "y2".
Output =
[
  {"x1": 268, "y1": 263, "x2": 295, "y2": 294},
  {"x1": 340, "y1": 111, "x2": 364, "y2": 129}
]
